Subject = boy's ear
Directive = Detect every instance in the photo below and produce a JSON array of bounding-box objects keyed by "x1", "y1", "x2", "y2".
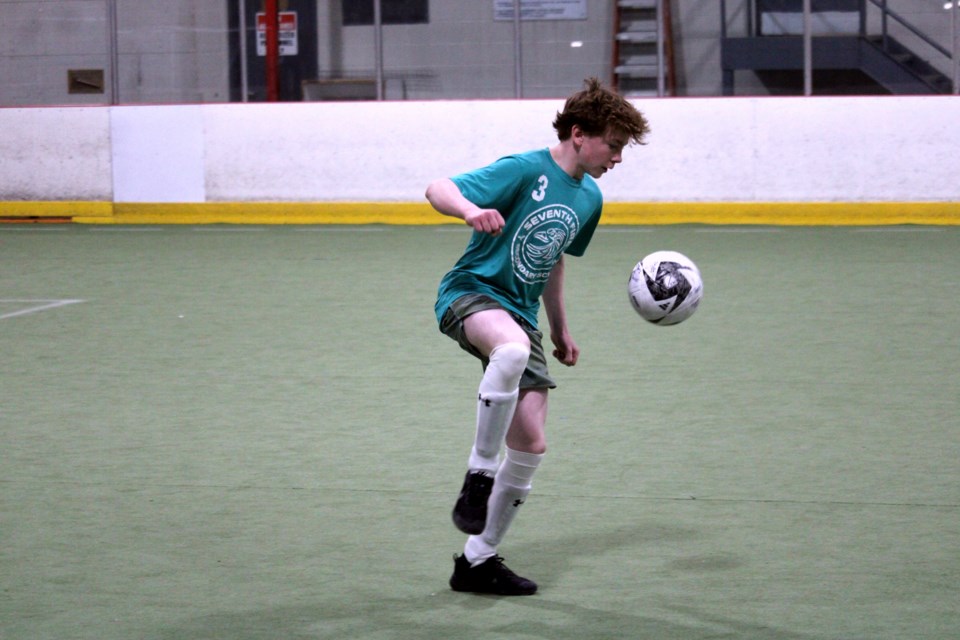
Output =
[{"x1": 570, "y1": 124, "x2": 585, "y2": 152}]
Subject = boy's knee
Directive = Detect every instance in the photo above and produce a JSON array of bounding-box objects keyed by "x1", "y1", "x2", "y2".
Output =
[
  {"x1": 478, "y1": 342, "x2": 529, "y2": 403},
  {"x1": 490, "y1": 342, "x2": 530, "y2": 378}
]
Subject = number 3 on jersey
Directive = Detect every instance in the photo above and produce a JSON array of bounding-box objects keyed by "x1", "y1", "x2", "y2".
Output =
[{"x1": 531, "y1": 175, "x2": 548, "y2": 202}]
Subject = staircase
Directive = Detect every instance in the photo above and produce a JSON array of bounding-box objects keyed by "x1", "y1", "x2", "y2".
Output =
[
  {"x1": 720, "y1": 0, "x2": 955, "y2": 95},
  {"x1": 861, "y1": 35, "x2": 954, "y2": 95},
  {"x1": 612, "y1": 0, "x2": 675, "y2": 97}
]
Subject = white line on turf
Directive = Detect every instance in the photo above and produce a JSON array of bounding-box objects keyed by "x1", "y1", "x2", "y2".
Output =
[
  {"x1": 0, "y1": 299, "x2": 86, "y2": 320},
  {"x1": 850, "y1": 227, "x2": 942, "y2": 233},
  {"x1": 190, "y1": 227, "x2": 267, "y2": 232},
  {"x1": 694, "y1": 227, "x2": 783, "y2": 233},
  {"x1": 87, "y1": 227, "x2": 166, "y2": 232},
  {"x1": 302, "y1": 226, "x2": 385, "y2": 232}
]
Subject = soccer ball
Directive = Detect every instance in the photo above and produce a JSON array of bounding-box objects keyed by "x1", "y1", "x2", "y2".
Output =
[{"x1": 628, "y1": 251, "x2": 703, "y2": 325}]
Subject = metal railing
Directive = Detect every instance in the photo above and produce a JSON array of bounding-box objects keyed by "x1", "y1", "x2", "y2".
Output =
[
  {"x1": 864, "y1": 0, "x2": 958, "y2": 94},
  {"x1": 721, "y1": 0, "x2": 959, "y2": 94},
  {"x1": 866, "y1": 0, "x2": 950, "y2": 58}
]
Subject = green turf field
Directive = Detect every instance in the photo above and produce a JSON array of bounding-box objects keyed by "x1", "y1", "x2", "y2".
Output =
[{"x1": 2, "y1": 224, "x2": 958, "y2": 639}]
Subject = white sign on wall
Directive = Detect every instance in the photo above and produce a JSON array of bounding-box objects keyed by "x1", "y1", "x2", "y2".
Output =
[
  {"x1": 255, "y1": 11, "x2": 298, "y2": 56},
  {"x1": 493, "y1": 0, "x2": 587, "y2": 21}
]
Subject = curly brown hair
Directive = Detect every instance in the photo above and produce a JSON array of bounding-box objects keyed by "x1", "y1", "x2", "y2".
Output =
[{"x1": 552, "y1": 77, "x2": 650, "y2": 145}]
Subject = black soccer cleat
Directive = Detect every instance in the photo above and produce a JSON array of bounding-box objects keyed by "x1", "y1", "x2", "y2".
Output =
[
  {"x1": 449, "y1": 554, "x2": 538, "y2": 596},
  {"x1": 452, "y1": 470, "x2": 494, "y2": 534}
]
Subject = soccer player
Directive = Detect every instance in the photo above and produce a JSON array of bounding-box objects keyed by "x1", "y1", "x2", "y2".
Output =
[{"x1": 425, "y1": 78, "x2": 650, "y2": 596}]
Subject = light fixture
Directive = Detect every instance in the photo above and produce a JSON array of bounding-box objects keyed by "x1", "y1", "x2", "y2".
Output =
[{"x1": 570, "y1": 41, "x2": 583, "y2": 48}]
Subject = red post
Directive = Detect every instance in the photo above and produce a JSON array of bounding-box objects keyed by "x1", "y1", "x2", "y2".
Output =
[{"x1": 264, "y1": 0, "x2": 280, "y2": 101}]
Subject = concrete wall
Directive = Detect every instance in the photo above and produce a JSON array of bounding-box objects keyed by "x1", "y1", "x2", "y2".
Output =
[
  {"x1": 0, "y1": 1, "x2": 953, "y2": 105},
  {"x1": 332, "y1": 0, "x2": 615, "y2": 99},
  {"x1": 1, "y1": 96, "x2": 958, "y2": 225},
  {"x1": 0, "y1": 0, "x2": 228, "y2": 105}
]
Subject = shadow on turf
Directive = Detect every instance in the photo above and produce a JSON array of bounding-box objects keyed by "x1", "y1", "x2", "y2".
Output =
[
  {"x1": 151, "y1": 524, "x2": 815, "y2": 640},
  {"x1": 151, "y1": 600, "x2": 815, "y2": 640}
]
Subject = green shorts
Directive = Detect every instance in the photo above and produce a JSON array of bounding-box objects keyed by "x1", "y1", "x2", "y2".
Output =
[{"x1": 439, "y1": 293, "x2": 557, "y2": 390}]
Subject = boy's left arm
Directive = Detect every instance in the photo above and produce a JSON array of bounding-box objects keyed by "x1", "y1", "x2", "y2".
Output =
[{"x1": 543, "y1": 256, "x2": 579, "y2": 367}]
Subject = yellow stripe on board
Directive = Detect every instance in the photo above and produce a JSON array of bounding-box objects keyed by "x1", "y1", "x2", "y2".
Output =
[
  {"x1": 0, "y1": 201, "x2": 114, "y2": 220},
  {"x1": 105, "y1": 202, "x2": 446, "y2": 225},
  {"x1": 1, "y1": 201, "x2": 959, "y2": 226},
  {"x1": 601, "y1": 202, "x2": 960, "y2": 226}
]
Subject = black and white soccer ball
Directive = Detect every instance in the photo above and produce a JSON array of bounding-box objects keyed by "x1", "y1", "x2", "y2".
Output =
[{"x1": 628, "y1": 251, "x2": 703, "y2": 325}]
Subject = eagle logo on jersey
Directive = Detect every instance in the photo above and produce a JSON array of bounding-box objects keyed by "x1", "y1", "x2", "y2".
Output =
[{"x1": 511, "y1": 204, "x2": 579, "y2": 284}]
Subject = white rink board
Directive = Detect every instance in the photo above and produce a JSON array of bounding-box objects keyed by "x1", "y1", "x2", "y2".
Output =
[{"x1": 1, "y1": 96, "x2": 958, "y2": 204}]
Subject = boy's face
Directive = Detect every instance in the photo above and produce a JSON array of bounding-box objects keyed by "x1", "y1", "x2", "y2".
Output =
[{"x1": 576, "y1": 126, "x2": 629, "y2": 179}]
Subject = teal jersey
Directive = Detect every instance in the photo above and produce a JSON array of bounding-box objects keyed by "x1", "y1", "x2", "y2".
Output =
[{"x1": 435, "y1": 148, "x2": 603, "y2": 328}]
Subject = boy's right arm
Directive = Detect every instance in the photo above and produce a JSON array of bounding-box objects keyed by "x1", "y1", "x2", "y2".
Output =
[{"x1": 425, "y1": 178, "x2": 505, "y2": 236}]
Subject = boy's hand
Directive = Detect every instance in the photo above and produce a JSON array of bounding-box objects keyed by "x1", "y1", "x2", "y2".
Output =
[
  {"x1": 551, "y1": 333, "x2": 579, "y2": 367},
  {"x1": 464, "y1": 208, "x2": 505, "y2": 236}
]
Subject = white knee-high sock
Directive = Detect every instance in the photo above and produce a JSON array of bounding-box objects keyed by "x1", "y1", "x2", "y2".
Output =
[
  {"x1": 468, "y1": 342, "x2": 529, "y2": 473},
  {"x1": 465, "y1": 447, "x2": 543, "y2": 565}
]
